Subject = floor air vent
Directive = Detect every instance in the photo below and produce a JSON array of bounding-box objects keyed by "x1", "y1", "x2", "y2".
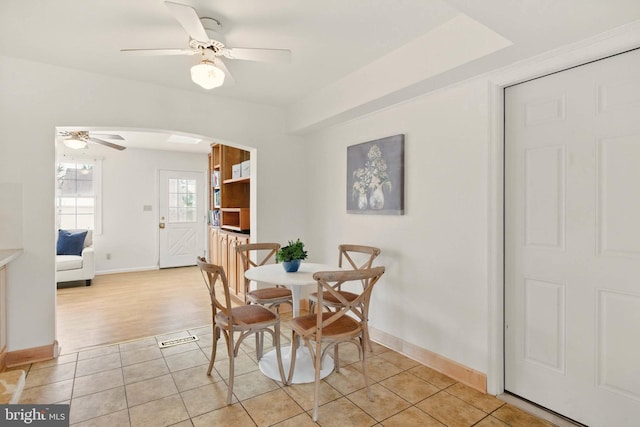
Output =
[{"x1": 158, "y1": 335, "x2": 199, "y2": 348}]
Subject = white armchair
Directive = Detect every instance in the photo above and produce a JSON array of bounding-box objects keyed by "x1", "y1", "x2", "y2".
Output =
[{"x1": 56, "y1": 229, "x2": 95, "y2": 286}]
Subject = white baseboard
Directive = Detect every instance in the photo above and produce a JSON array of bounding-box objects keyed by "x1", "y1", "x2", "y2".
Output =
[{"x1": 96, "y1": 265, "x2": 159, "y2": 275}]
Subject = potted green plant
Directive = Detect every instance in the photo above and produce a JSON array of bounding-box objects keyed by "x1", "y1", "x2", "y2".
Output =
[{"x1": 276, "y1": 238, "x2": 308, "y2": 272}]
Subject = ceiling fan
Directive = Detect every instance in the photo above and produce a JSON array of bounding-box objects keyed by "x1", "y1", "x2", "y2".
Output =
[
  {"x1": 58, "y1": 131, "x2": 126, "y2": 151},
  {"x1": 121, "y1": 1, "x2": 292, "y2": 89}
]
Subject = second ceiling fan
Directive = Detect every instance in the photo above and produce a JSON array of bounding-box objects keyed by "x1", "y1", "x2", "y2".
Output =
[
  {"x1": 59, "y1": 131, "x2": 126, "y2": 151},
  {"x1": 121, "y1": 1, "x2": 292, "y2": 89}
]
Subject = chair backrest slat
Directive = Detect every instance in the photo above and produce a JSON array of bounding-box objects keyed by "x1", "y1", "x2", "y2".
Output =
[
  {"x1": 197, "y1": 256, "x2": 233, "y2": 321},
  {"x1": 337, "y1": 244, "x2": 381, "y2": 290},
  {"x1": 338, "y1": 244, "x2": 381, "y2": 270},
  {"x1": 311, "y1": 266, "x2": 385, "y2": 339},
  {"x1": 236, "y1": 243, "x2": 280, "y2": 294}
]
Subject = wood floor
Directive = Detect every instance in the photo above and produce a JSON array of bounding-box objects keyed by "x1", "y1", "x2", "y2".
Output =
[{"x1": 56, "y1": 267, "x2": 212, "y2": 353}]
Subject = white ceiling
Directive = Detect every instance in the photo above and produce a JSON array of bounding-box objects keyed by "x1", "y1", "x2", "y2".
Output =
[
  {"x1": 0, "y1": 0, "x2": 460, "y2": 106},
  {"x1": 3, "y1": 0, "x2": 640, "y2": 152}
]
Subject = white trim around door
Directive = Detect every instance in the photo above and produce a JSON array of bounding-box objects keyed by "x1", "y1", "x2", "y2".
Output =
[{"x1": 485, "y1": 21, "x2": 640, "y2": 397}]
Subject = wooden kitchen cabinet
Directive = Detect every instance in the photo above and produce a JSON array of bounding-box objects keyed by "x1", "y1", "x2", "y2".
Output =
[
  {"x1": 229, "y1": 234, "x2": 249, "y2": 300},
  {"x1": 208, "y1": 226, "x2": 220, "y2": 266},
  {"x1": 0, "y1": 266, "x2": 6, "y2": 368},
  {"x1": 208, "y1": 227, "x2": 249, "y2": 304},
  {"x1": 207, "y1": 141, "x2": 250, "y2": 303}
]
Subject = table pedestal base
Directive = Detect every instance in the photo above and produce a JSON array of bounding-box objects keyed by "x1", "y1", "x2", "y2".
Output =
[{"x1": 259, "y1": 345, "x2": 334, "y2": 384}]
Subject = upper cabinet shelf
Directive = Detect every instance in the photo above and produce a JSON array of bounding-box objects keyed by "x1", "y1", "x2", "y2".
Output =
[
  {"x1": 223, "y1": 176, "x2": 250, "y2": 185},
  {"x1": 208, "y1": 143, "x2": 250, "y2": 233}
]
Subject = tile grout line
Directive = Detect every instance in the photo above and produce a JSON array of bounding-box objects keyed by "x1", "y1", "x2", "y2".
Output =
[{"x1": 118, "y1": 347, "x2": 134, "y2": 427}]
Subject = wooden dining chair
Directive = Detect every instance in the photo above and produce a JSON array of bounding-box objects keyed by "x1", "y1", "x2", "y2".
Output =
[
  {"x1": 236, "y1": 243, "x2": 293, "y2": 356},
  {"x1": 196, "y1": 256, "x2": 287, "y2": 405},
  {"x1": 287, "y1": 266, "x2": 385, "y2": 421},
  {"x1": 236, "y1": 243, "x2": 293, "y2": 313},
  {"x1": 308, "y1": 244, "x2": 381, "y2": 351}
]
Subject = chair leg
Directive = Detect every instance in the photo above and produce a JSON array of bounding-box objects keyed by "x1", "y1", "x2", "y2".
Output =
[
  {"x1": 227, "y1": 330, "x2": 235, "y2": 405},
  {"x1": 207, "y1": 324, "x2": 219, "y2": 375},
  {"x1": 362, "y1": 303, "x2": 373, "y2": 352},
  {"x1": 286, "y1": 330, "x2": 298, "y2": 385},
  {"x1": 85, "y1": 279, "x2": 91, "y2": 286},
  {"x1": 255, "y1": 331, "x2": 264, "y2": 360},
  {"x1": 273, "y1": 324, "x2": 286, "y2": 384},
  {"x1": 363, "y1": 320, "x2": 373, "y2": 352},
  {"x1": 361, "y1": 336, "x2": 374, "y2": 402},
  {"x1": 334, "y1": 343, "x2": 340, "y2": 373},
  {"x1": 312, "y1": 340, "x2": 322, "y2": 422}
]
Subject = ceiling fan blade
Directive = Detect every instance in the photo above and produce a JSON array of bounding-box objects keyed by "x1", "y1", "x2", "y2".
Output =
[
  {"x1": 120, "y1": 48, "x2": 197, "y2": 56},
  {"x1": 92, "y1": 134, "x2": 124, "y2": 140},
  {"x1": 89, "y1": 137, "x2": 126, "y2": 151},
  {"x1": 223, "y1": 47, "x2": 291, "y2": 64},
  {"x1": 215, "y1": 59, "x2": 235, "y2": 85},
  {"x1": 164, "y1": 1, "x2": 209, "y2": 43}
]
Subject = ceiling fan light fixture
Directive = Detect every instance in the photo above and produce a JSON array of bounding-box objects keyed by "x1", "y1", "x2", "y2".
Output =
[
  {"x1": 63, "y1": 137, "x2": 88, "y2": 150},
  {"x1": 190, "y1": 59, "x2": 225, "y2": 89}
]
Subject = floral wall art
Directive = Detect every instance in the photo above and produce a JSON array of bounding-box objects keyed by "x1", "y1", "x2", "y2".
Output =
[{"x1": 347, "y1": 134, "x2": 404, "y2": 214}]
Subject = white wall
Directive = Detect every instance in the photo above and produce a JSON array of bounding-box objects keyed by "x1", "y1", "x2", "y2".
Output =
[
  {"x1": 0, "y1": 55, "x2": 305, "y2": 352},
  {"x1": 0, "y1": 183, "x2": 23, "y2": 250},
  {"x1": 303, "y1": 79, "x2": 491, "y2": 377}
]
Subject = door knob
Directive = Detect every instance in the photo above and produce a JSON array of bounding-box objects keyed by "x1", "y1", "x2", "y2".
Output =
[{"x1": 159, "y1": 223, "x2": 165, "y2": 229}]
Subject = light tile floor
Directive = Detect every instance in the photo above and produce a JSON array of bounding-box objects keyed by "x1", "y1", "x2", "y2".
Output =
[{"x1": 14, "y1": 319, "x2": 563, "y2": 426}]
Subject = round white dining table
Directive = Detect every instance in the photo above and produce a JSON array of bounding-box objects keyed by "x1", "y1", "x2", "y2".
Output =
[{"x1": 244, "y1": 262, "x2": 338, "y2": 383}]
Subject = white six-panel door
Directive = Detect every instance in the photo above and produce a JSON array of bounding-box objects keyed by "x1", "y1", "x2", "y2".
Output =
[{"x1": 505, "y1": 48, "x2": 640, "y2": 427}]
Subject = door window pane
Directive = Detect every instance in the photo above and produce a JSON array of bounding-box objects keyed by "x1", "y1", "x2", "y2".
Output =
[
  {"x1": 186, "y1": 208, "x2": 196, "y2": 222},
  {"x1": 168, "y1": 178, "x2": 197, "y2": 223}
]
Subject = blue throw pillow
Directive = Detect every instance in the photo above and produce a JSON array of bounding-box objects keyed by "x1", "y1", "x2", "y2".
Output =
[{"x1": 56, "y1": 229, "x2": 88, "y2": 256}]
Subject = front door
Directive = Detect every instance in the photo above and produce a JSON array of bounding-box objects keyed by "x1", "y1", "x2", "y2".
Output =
[
  {"x1": 505, "y1": 48, "x2": 640, "y2": 426},
  {"x1": 159, "y1": 170, "x2": 205, "y2": 268}
]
